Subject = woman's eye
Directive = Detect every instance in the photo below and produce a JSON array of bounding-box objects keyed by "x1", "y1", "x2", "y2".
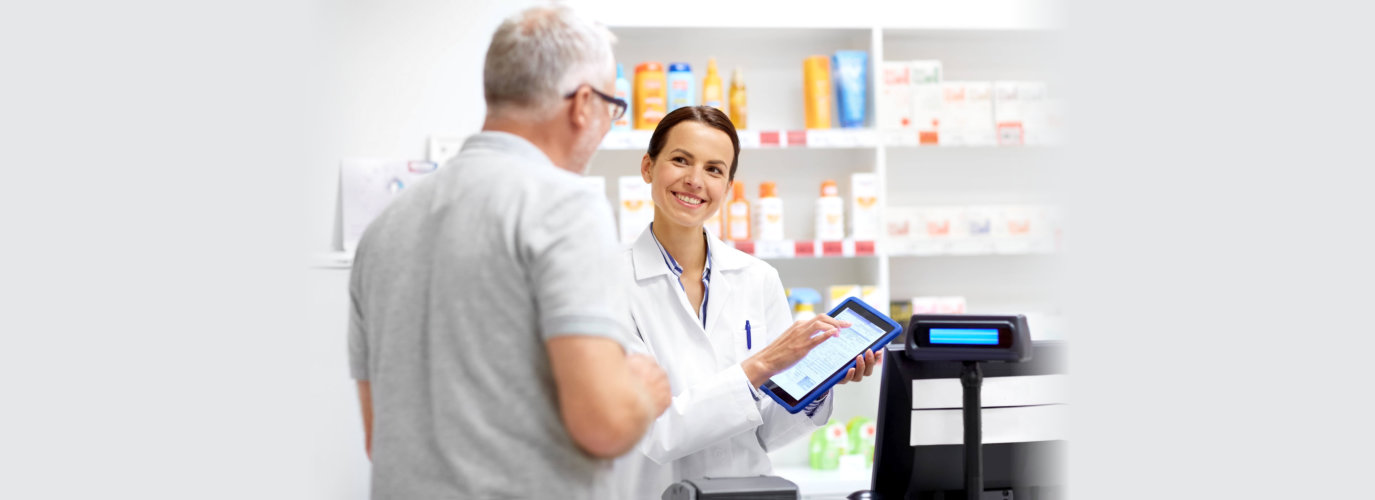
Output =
[
  {"x1": 672, "y1": 157, "x2": 687, "y2": 165},
  {"x1": 708, "y1": 166, "x2": 723, "y2": 175}
]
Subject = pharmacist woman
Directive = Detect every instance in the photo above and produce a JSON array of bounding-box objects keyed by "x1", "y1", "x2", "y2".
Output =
[{"x1": 612, "y1": 106, "x2": 883, "y2": 499}]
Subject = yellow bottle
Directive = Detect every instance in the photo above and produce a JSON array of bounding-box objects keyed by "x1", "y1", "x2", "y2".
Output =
[
  {"x1": 726, "y1": 180, "x2": 751, "y2": 241},
  {"x1": 702, "y1": 58, "x2": 724, "y2": 112},
  {"x1": 803, "y1": 56, "x2": 833, "y2": 129},
  {"x1": 729, "y1": 68, "x2": 748, "y2": 130},
  {"x1": 634, "y1": 62, "x2": 667, "y2": 130}
]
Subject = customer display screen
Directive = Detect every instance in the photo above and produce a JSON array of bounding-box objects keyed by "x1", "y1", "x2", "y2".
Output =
[
  {"x1": 771, "y1": 307, "x2": 890, "y2": 399},
  {"x1": 929, "y1": 328, "x2": 1000, "y2": 345},
  {"x1": 913, "y1": 322, "x2": 1013, "y2": 349}
]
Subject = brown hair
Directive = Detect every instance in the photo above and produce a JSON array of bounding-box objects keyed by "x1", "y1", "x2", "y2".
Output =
[{"x1": 646, "y1": 106, "x2": 741, "y2": 181}]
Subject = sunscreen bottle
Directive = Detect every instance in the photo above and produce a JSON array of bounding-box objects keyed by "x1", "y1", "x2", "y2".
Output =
[
  {"x1": 815, "y1": 180, "x2": 845, "y2": 241},
  {"x1": 704, "y1": 201, "x2": 724, "y2": 240},
  {"x1": 702, "y1": 58, "x2": 724, "y2": 112},
  {"x1": 803, "y1": 55, "x2": 833, "y2": 129},
  {"x1": 729, "y1": 68, "x2": 748, "y2": 130},
  {"x1": 612, "y1": 64, "x2": 631, "y2": 131},
  {"x1": 726, "y1": 180, "x2": 751, "y2": 241},
  {"x1": 667, "y1": 62, "x2": 694, "y2": 111},
  {"x1": 754, "y1": 181, "x2": 785, "y2": 241},
  {"x1": 634, "y1": 62, "x2": 667, "y2": 130}
]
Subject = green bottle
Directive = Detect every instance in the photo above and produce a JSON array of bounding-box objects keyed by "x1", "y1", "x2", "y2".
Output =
[
  {"x1": 846, "y1": 416, "x2": 878, "y2": 466},
  {"x1": 809, "y1": 421, "x2": 851, "y2": 470}
]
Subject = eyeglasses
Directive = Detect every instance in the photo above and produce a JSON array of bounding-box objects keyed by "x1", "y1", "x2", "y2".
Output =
[{"x1": 565, "y1": 84, "x2": 628, "y2": 122}]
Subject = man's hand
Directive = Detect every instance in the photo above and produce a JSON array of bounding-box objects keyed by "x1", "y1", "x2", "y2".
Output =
[{"x1": 627, "y1": 353, "x2": 671, "y2": 417}]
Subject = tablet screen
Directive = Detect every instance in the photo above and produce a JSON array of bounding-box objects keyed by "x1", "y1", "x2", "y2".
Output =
[{"x1": 770, "y1": 307, "x2": 890, "y2": 399}]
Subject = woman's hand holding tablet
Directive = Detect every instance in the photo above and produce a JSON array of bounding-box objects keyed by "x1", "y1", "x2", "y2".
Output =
[
  {"x1": 741, "y1": 315, "x2": 851, "y2": 388},
  {"x1": 759, "y1": 297, "x2": 905, "y2": 413}
]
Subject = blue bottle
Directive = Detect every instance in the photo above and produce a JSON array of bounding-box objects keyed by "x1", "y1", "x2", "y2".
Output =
[{"x1": 667, "y1": 63, "x2": 694, "y2": 111}]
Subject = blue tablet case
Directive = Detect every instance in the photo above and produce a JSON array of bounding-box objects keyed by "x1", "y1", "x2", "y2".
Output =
[{"x1": 761, "y1": 296, "x2": 904, "y2": 413}]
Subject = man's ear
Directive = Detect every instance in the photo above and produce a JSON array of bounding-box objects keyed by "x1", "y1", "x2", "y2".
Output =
[
  {"x1": 640, "y1": 154, "x2": 653, "y2": 183},
  {"x1": 569, "y1": 87, "x2": 591, "y2": 129}
]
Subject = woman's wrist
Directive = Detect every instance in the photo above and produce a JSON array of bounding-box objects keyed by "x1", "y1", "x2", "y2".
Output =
[{"x1": 742, "y1": 355, "x2": 773, "y2": 387}]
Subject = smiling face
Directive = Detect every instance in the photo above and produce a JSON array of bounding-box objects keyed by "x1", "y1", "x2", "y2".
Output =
[{"x1": 641, "y1": 120, "x2": 735, "y2": 231}]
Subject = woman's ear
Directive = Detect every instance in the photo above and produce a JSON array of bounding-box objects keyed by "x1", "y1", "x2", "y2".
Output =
[{"x1": 640, "y1": 154, "x2": 653, "y2": 183}]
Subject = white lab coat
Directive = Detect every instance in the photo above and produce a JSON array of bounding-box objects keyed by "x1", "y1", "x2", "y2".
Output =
[{"x1": 613, "y1": 226, "x2": 833, "y2": 500}]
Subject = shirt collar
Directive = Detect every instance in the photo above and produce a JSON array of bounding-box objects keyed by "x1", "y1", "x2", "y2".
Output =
[
  {"x1": 647, "y1": 222, "x2": 711, "y2": 279},
  {"x1": 631, "y1": 223, "x2": 747, "y2": 281},
  {"x1": 459, "y1": 131, "x2": 554, "y2": 167}
]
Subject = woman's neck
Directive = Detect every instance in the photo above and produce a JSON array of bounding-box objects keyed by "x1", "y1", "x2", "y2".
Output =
[{"x1": 651, "y1": 212, "x2": 707, "y2": 272}]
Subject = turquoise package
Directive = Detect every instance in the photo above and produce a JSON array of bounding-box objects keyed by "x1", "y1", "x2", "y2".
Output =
[
  {"x1": 832, "y1": 51, "x2": 868, "y2": 128},
  {"x1": 613, "y1": 63, "x2": 631, "y2": 131}
]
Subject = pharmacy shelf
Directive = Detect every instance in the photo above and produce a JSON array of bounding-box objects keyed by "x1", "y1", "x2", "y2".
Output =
[
  {"x1": 600, "y1": 129, "x2": 1060, "y2": 151},
  {"x1": 599, "y1": 128, "x2": 879, "y2": 150},
  {"x1": 886, "y1": 237, "x2": 1058, "y2": 257},
  {"x1": 727, "y1": 239, "x2": 878, "y2": 259}
]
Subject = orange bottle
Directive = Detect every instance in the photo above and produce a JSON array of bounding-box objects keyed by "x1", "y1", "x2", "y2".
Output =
[
  {"x1": 803, "y1": 56, "x2": 833, "y2": 129},
  {"x1": 726, "y1": 180, "x2": 751, "y2": 241},
  {"x1": 634, "y1": 62, "x2": 667, "y2": 130}
]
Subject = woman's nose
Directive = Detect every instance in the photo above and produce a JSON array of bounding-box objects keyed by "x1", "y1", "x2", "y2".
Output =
[{"x1": 682, "y1": 168, "x2": 702, "y2": 188}]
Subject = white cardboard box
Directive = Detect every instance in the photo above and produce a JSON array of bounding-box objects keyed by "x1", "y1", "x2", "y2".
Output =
[
  {"x1": 617, "y1": 176, "x2": 653, "y2": 244},
  {"x1": 877, "y1": 61, "x2": 914, "y2": 130}
]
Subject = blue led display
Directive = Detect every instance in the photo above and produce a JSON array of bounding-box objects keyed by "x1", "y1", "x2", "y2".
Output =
[{"x1": 929, "y1": 328, "x2": 999, "y2": 345}]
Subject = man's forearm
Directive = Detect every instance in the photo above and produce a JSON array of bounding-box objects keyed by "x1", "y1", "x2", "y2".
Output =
[{"x1": 357, "y1": 381, "x2": 373, "y2": 459}]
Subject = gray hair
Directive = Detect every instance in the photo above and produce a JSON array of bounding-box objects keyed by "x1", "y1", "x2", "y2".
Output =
[{"x1": 483, "y1": 5, "x2": 616, "y2": 120}]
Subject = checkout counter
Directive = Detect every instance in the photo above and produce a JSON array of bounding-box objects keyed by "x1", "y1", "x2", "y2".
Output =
[{"x1": 668, "y1": 315, "x2": 1067, "y2": 500}]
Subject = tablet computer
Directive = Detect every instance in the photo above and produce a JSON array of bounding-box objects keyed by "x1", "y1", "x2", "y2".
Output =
[{"x1": 760, "y1": 296, "x2": 904, "y2": 413}]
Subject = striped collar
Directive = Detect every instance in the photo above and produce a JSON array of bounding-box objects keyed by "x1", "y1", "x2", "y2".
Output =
[
  {"x1": 648, "y1": 223, "x2": 712, "y2": 328},
  {"x1": 647, "y1": 223, "x2": 712, "y2": 281}
]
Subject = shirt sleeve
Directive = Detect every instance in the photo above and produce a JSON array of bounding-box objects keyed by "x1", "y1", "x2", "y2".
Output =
[
  {"x1": 524, "y1": 181, "x2": 627, "y2": 345},
  {"x1": 347, "y1": 250, "x2": 369, "y2": 381}
]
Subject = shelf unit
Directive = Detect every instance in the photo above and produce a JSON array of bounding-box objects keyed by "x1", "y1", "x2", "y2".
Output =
[{"x1": 585, "y1": 23, "x2": 1064, "y2": 472}]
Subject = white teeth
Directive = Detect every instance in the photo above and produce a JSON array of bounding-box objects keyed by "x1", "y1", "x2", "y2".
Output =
[{"x1": 675, "y1": 193, "x2": 703, "y2": 205}]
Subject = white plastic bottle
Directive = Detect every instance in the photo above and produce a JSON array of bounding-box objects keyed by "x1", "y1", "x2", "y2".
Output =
[
  {"x1": 815, "y1": 179, "x2": 845, "y2": 241},
  {"x1": 754, "y1": 181, "x2": 785, "y2": 241}
]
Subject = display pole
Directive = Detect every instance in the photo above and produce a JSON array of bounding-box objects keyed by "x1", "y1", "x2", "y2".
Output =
[{"x1": 961, "y1": 361, "x2": 983, "y2": 500}]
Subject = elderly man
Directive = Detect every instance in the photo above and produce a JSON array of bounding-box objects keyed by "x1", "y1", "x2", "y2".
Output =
[{"x1": 348, "y1": 5, "x2": 670, "y2": 499}]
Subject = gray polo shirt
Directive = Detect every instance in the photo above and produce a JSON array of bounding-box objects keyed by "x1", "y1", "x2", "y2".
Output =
[{"x1": 349, "y1": 131, "x2": 628, "y2": 499}]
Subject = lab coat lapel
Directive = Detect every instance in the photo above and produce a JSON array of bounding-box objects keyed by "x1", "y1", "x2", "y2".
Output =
[
  {"x1": 702, "y1": 265, "x2": 731, "y2": 337},
  {"x1": 632, "y1": 225, "x2": 713, "y2": 336},
  {"x1": 702, "y1": 235, "x2": 742, "y2": 338}
]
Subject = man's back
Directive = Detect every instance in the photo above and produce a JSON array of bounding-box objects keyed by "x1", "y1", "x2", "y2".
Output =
[{"x1": 348, "y1": 132, "x2": 625, "y2": 499}]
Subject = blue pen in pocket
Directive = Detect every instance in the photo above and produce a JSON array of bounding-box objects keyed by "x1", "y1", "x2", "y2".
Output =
[{"x1": 745, "y1": 321, "x2": 752, "y2": 350}]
